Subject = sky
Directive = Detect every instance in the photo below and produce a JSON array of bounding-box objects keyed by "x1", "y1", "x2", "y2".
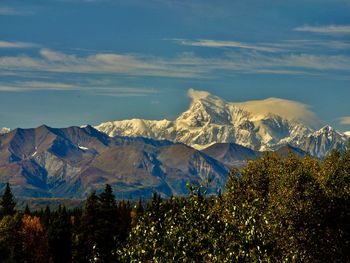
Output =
[{"x1": 0, "y1": 0, "x2": 350, "y2": 131}]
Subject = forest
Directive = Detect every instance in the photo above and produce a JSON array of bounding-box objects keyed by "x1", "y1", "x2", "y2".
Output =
[{"x1": 0, "y1": 147, "x2": 349, "y2": 262}]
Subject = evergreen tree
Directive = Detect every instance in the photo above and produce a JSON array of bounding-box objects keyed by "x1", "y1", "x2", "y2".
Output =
[
  {"x1": 48, "y1": 206, "x2": 72, "y2": 263},
  {"x1": 42, "y1": 205, "x2": 51, "y2": 229},
  {"x1": 97, "y1": 184, "x2": 118, "y2": 262},
  {"x1": 117, "y1": 200, "x2": 132, "y2": 244},
  {"x1": 0, "y1": 183, "x2": 16, "y2": 217},
  {"x1": 0, "y1": 213, "x2": 24, "y2": 262},
  {"x1": 76, "y1": 191, "x2": 100, "y2": 262},
  {"x1": 24, "y1": 204, "x2": 31, "y2": 215}
]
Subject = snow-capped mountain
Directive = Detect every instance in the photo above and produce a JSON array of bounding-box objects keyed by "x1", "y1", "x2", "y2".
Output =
[
  {"x1": 0, "y1": 127, "x2": 10, "y2": 134},
  {"x1": 95, "y1": 89, "x2": 348, "y2": 158},
  {"x1": 300, "y1": 126, "x2": 348, "y2": 157}
]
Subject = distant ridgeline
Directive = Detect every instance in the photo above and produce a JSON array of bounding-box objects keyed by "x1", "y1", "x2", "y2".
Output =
[{"x1": 0, "y1": 122, "x2": 348, "y2": 199}]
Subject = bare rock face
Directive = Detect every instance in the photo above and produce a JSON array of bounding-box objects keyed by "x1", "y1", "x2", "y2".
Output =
[{"x1": 0, "y1": 125, "x2": 229, "y2": 198}]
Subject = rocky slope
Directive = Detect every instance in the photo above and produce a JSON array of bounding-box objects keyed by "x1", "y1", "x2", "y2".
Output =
[
  {"x1": 0, "y1": 125, "x2": 229, "y2": 198},
  {"x1": 202, "y1": 143, "x2": 259, "y2": 168}
]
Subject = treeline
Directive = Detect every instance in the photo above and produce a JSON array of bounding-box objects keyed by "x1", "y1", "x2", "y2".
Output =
[
  {"x1": 0, "y1": 184, "x2": 135, "y2": 262},
  {"x1": 1, "y1": 147, "x2": 350, "y2": 262}
]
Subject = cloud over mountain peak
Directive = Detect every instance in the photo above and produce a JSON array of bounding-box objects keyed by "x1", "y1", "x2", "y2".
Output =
[
  {"x1": 232, "y1": 97, "x2": 321, "y2": 129},
  {"x1": 187, "y1": 89, "x2": 321, "y2": 129}
]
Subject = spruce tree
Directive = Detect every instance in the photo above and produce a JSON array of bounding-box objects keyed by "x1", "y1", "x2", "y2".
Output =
[
  {"x1": 48, "y1": 205, "x2": 72, "y2": 263},
  {"x1": 42, "y1": 205, "x2": 51, "y2": 229},
  {"x1": 24, "y1": 204, "x2": 31, "y2": 215},
  {"x1": 76, "y1": 191, "x2": 100, "y2": 262},
  {"x1": 0, "y1": 183, "x2": 16, "y2": 217},
  {"x1": 117, "y1": 200, "x2": 132, "y2": 243},
  {"x1": 97, "y1": 184, "x2": 118, "y2": 262}
]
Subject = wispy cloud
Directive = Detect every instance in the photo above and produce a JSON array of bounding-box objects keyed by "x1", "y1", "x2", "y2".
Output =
[
  {"x1": 0, "y1": 81, "x2": 78, "y2": 92},
  {"x1": 171, "y1": 38, "x2": 350, "y2": 53},
  {"x1": 0, "y1": 6, "x2": 34, "y2": 16},
  {"x1": 170, "y1": 38, "x2": 281, "y2": 52},
  {"x1": 91, "y1": 87, "x2": 157, "y2": 97},
  {"x1": 282, "y1": 39, "x2": 350, "y2": 50},
  {"x1": 0, "y1": 48, "x2": 202, "y2": 78},
  {"x1": 338, "y1": 116, "x2": 350, "y2": 125},
  {"x1": 0, "y1": 40, "x2": 38, "y2": 49},
  {"x1": 0, "y1": 47, "x2": 349, "y2": 81},
  {"x1": 294, "y1": 25, "x2": 350, "y2": 35},
  {"x1": 0, "y1": 79, "x2": 158, "y2": 97}
]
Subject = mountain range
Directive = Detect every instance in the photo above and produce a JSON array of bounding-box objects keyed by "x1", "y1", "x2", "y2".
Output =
[
  {"x1": 0, "y1": 125, "x2": 233, "y2": 198},
  {"x1": 96, "y1": 89, "x2": 349, "y2": 158},
  {"x1": 0, "y1": 89, "x2": 348, "y2": 199}
]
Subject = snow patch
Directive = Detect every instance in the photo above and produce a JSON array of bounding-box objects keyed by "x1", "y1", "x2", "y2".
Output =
[
  {"x1": 78, "y1": 145, "x2": 89, "y2": 151},
  {"x1": 0, "y1": 127, "x2": 10, "y2": 134}
]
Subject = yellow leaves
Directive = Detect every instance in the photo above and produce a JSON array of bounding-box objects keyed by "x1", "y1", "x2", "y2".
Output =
[
  {"x1": 21, "y1": 215, "x2": 49, "y2": 263},
  {"x1": 22, "y1": 215, "x2": 44, "y2": 234}
]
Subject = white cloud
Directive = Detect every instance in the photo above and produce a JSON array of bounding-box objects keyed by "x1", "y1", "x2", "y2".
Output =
[
  {"x1": 171, "y1": 38, "x2": 281, "y2": 52},
  {"x1": 39, "y1": 48, "x2": 74, "y2": 61},
  {"x1": 0, "y1": 6, "x2": 34, "y2": 16},
  {"x1": 233, "y1": 97, "x2": 321, "y2": 128},
  {"x1": 91, "y1": 87, "x2": 157, "y2": 97},
  {"x1": 0, "y1": 7, "x2": 21, "y2": 15},
  {"x1": 0, "y1": 48, "x2": 349, "y2": 80},
  {"x1": 0, "y1": 80, "x2": 158, "y2": 97},
  {"x1": 279, "y1": 54, "x2": 350, "y2": 70},
  {"x1": 172, "y1": 38, "x2": 350, "y2": 53},
  {"x1": 0, "y1": 40, "x2": 38, "y2": 49},
  {"x1": 282, "y1": 39, "x2": 350, "y2": 50},
  {"x1": 339, "y1": 116, "x2": 350, "y2": 125},
  {"x1": 187, "y1": 88, "x2": 211, "y2": 100},
  {"x1": 0, "y1": 81, "x2": 78, "y2": 92},
  {"x1": 294, "y1": 25, "x2": 350, "y2": 35},
  {"x1": 0, "y1": 48, "x2": 202, "y2": 78}
]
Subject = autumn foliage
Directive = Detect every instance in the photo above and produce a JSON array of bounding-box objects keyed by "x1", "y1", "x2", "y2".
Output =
[{"x1": 21, "y1": 215, "x2": 49, "y2": 263}]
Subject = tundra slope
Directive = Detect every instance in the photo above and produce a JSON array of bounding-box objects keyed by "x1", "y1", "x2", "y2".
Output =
[{"x1": 0, "y1": 125, "x2": 228, "y2": 198}]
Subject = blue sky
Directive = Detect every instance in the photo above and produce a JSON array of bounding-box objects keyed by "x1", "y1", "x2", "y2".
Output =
[{"x1": 0, "y1": 0, "x2": 350, "y2": 131}]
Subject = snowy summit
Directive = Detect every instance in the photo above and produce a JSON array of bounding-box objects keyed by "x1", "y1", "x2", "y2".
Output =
[{"x1": 95, "y1": 89, "x2": 348, "y2": 158}]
